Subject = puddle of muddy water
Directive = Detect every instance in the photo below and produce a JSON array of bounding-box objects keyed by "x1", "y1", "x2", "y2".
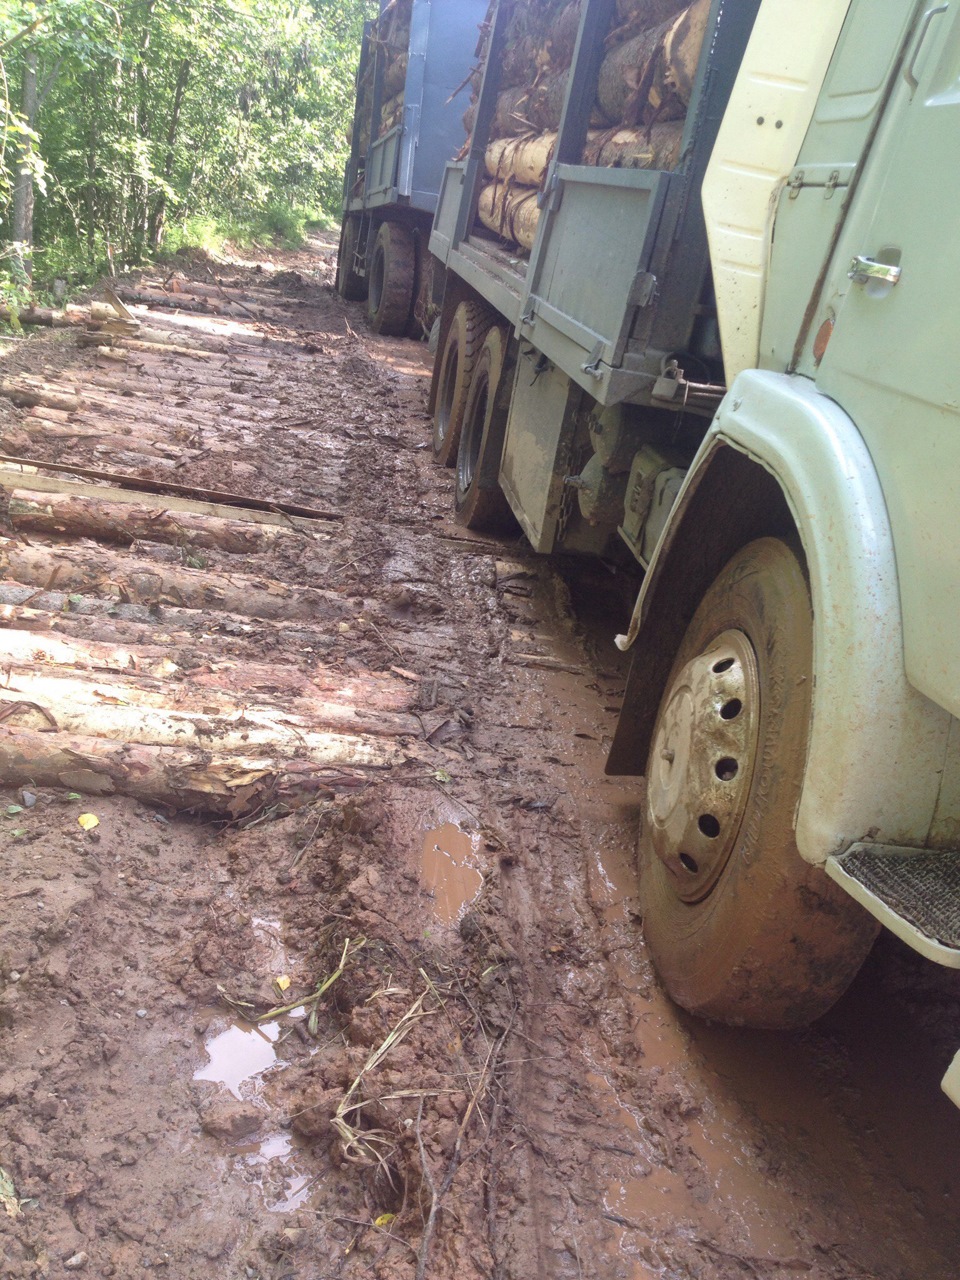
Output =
[
  {"x1": 421, "y1": 822, "x2": 483, "y2": 924},
  {"x1": 238, "y1": 1131, "x2": 315, "y2": 1213},
  {"x1": 194, "y1": 1019, "x2": 280, "y2": 1098}
]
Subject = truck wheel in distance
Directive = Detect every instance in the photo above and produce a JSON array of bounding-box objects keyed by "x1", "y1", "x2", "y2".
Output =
[
  {"x1": 455, "y1": 325, "x2": 517, "y2": 532},
  {"x1": 336, "y1": 218, "x2": 365, "y2": 301},
  {"x1": 367, "y1": 221, "x2": 416, "y2": 336},
  {"x1": 432, "y1": 300, "x2": 491, "y2": 466},
  {"x1": 637, "y1": 537, "x2": 878, "y2": 1029}
]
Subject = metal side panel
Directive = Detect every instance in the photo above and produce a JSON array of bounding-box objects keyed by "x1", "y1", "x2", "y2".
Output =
[
  {"x1": 519, "y1": 166, "x2": 669, "y2": 405},
  {"x1": 366, "y1": 128, "x2": 403, "y2": 201},
  {"x1": 408, "y1": 0, "x2": 488, "y2": 209},
  {"x1": 827, "y1": 844, "x2": 960, "y2": 967},
  {"x1": 430, "y1": 162, "x2": 467, "y2": 263},
  {"x1": 499, "y1": 357, "x2": 580, "y2": 551}
]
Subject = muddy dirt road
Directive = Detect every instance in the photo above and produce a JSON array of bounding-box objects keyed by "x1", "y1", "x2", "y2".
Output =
[{"x1": 0, "y1": 239, "x2": 959, "y2": 1280}]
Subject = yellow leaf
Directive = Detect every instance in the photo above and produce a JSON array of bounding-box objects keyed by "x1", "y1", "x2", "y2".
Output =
[
  {"x1": 275, "y1": 975, "x2": 291, "y2": 992},
  {"x1": 374, "y1": 1213, "x2": 396, "y2": 1229},
  {"x1": 78, "y1": 813, "x2": 100, "y2": 831}
]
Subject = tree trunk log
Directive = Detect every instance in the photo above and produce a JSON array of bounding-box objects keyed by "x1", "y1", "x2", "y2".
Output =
[
  {"x1": 5, "y1": 490, "x2": 292, "y2": 554},
  {"x1": 477, "y1": 182, "x2": 541, "y2": 251},
  {"x1": 0, "y1": 667, "x2": 419, "y2": 748},
  {"x1": 0, "y1": 305, "x2": 89, "y2": 328},
  {"x1": 486, "y1": 121, "x2": 683, "y2": 185},
  {"x1": 0, "y1": 723, "x2": 394, "y2": 816},
  {"x1": 598, "y1": 0, "x2": 710, "y2": 126},
  {"x1": 0, "y1": 538, "x2": 348, "y2": 622}
]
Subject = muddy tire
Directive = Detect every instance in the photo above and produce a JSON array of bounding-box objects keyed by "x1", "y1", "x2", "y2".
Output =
[
  {"x1": 336, "y1": 218, "x2": 365, "y2": 302},
  {"x1": 432, "y1": 301, "x2": 491, "y2": 466},
  {"x1": 455, "y1": 326, "x2": 517, "y2": 532},
  {"x1": 637, "y1": 537, "x2": 878, "y2": 1029},
  {"x1": 367, "y1": 221, "x2": 416, "y2": 335}
]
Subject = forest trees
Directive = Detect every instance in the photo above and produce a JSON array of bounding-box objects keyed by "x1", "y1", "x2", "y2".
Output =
[{"x1": 0, "y1": 0, "x2": 372, "y2": 287}]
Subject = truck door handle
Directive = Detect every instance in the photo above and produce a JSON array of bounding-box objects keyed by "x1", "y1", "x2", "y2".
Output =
[
  {"x1": 904, "y1": 5, "x2": 948, "y2": 94},
  {"x1": 848, "y1": 256, "x2": 902, "y2": 286}
]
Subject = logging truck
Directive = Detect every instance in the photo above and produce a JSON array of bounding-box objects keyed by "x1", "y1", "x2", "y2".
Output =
[
  {"x1": 335, "y1": 0, "x2": 487, "y2": 336},
  {"x1": 421, "y1": 0, "x2": 960, "y2": 1102}
]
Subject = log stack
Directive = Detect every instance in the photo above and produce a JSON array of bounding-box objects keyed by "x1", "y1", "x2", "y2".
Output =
[
  {"x1": 348, "y1": 0, "x2": 413, "y2": 158},
  {"x1": 470, "y1": 0, "x2": 711, "y2": 252}
]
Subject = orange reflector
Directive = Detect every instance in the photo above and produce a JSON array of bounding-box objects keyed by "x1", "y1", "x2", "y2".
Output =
[{"x1": 813, "y1": 317, "x2": 834, "y2": 364}]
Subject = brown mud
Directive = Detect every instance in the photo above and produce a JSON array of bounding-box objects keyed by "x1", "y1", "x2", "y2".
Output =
[{"x1": 0, "y1": 237, "x2": 959, "y2": 1279}]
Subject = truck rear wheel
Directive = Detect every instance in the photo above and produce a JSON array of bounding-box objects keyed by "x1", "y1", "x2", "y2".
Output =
[
  {"x1": 455, "y1": 326, "x2": 516, "y2": 532},
  {"x1": 637, "y1": 538, "x2": 877, "y2": 1029},
  {"x1": 336, "y1": 218, "x2": 366, "y2": 302},
  {"x1": 367, "y1": 222, "x2": 416, "y2": 335},
  {"x1": 432, "y1": 301, "x2": 491, "y2": 466}
]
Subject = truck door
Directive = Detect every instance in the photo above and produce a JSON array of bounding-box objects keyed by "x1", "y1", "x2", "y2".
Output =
[{"x1": 810, "y1": 1, "x2": 960, "y2": 720}]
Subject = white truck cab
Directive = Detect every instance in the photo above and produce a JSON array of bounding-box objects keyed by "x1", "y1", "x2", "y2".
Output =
[{"x1": 613, "y1": 0, "x2": 960, "y2": 1103}]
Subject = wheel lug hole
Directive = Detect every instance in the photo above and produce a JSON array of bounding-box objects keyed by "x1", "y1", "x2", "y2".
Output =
[
  {"x1": 698, "y1": 813, "x2": 721, "y2": 839},
  {"x1": 720, "y1": 698, "x2": 742, "y2": 720},
  {"x1": 712, "y1": 657, "x2": 735, "y2": 674},
  {"x1": 715, "y1": 757, "x2": 738, "y2": 781},
  {"x1": 679, "y1": 852, "x2": 699, "y2": 873}
]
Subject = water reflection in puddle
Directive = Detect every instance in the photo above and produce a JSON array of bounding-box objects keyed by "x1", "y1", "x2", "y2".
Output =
[
  {"x1": 239, "y1": 1131, "x2": 314, "y2": 1213},
  {"x1": 194, "y1": 1020, "x2": 280, "y2": 1098},
  {"x1": 421, "y1": 823, "x2": 483, "y2": 923}
]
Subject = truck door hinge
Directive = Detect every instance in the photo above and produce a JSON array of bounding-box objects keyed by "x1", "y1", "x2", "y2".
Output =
[
  {"x1": 581, "y1": 343, "x2": 605, "y2": 380},
  {"x1": 787, "y1": 170, "x2": 804, "y2": 199},
  {"x1": 824, "y1": 169, "x2": 841, "y2": 199}
]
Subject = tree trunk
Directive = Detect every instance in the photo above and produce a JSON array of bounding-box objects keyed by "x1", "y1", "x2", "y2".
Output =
[
  {"x1": 0, "y1": 723, "x2": 391, "y2": 817},
  {"x1": 148, "y1": 57, "x2": 191, "y2": 252},
  {"x1": 0, "y1": 538, "x2": 350, "y2": 622},
  {"x1": 6, "y1": 489, "x2": 294, "y2": 554},
  {"x1": 10, "y1": 48, "x2": 39, "y2": 281}
]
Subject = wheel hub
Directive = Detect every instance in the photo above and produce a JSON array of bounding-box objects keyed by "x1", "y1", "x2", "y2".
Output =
[{"x1": 646, "y1": 630, "x2": 760, "y2": 902}]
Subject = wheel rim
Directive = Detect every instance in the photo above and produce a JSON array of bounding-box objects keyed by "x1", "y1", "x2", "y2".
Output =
[
  {"x1": 457, "y1": 373, "x2": 488, "y2": 497},
  {"x1": 646, "y1": 629, "x2": 761, "y2": 903},
  {"x1": 436, "y1": 348, "x2": 458, "y2": 448}
]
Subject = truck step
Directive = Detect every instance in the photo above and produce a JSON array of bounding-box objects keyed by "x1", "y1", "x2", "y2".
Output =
[{"x1": 827, "y1": 844, "x2": 960, "y2": 966}]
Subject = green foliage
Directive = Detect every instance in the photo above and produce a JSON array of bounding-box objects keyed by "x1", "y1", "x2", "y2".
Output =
[{"x1": 0, "y1": 0, "x2": 373, "y2": 289}]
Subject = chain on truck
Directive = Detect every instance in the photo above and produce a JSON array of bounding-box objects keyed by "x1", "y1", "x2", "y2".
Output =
[{"x1": 339, "y1": 0, "x2": 960, "y2": 1106}]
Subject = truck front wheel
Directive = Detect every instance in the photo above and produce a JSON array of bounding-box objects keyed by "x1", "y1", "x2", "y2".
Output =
[
  {"x1": 432, "y1": 301, "x2": 491, "y2": 466},
  {"x1": 455, "y1": 326, "x2": 516, "y2": 531},
  {"x1": 367, "y1": 222, "x2": 416, "y2": 335},
  {"x1": 637, "y1": 537, "x2": 877, "y2": 1029}
]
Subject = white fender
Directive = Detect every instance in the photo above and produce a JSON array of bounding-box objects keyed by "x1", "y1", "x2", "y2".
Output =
[{"x1": 620, "y1": 369, "x2": 952, "y2": 862}]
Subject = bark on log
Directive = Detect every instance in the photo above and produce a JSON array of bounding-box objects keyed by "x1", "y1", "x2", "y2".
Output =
[
  {"x1": 582, "y1": 121, "x2": 684, "y2": 169},
  {"x1": 598, "y1": 0, "x2": 709, "y2": 125},
  {"x1": 0, "y1": 305, "x2": 90, "y2": 328},
  {"x1": 0, "y1": 668, "x2": 419, "y2": 748},
  {"x1": 5, "y1": 490, "x2": 292, "y2": 554},
  {"x1": 0, "y1": 625, "x2": 183, "y2": 679},
  {"x1": 0, "y1": 538, "x2": 349, "y2": 622},
  {"x1": 477, "y1": 182, "x2": 541, "y2": 251},
  {"x1": 0, "y1": 587, "x2": 331, "y2": 655},
  {"x1": 0, "y1": 722, "x2": 393, "y2": 816},
  {"x1": 8, "y1": 418, "x2": 197, "y2": 462},
  {"x1": 0, "y1": 610, "x2": 414, "y2": 710},
  {"x1": 486, "y1": 122, "x2": 683, "y2": 185},
  {"x1": 1, "y1": 380, "x2": 80, "y2": 413},
  {"x1": 610, "y1": 0, "x2": 687, "y2": 41}
]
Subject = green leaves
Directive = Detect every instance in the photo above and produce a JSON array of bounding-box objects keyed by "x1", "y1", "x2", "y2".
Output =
[{"x1": 1, "y1": 0, "x2": 374, "y2": 275}]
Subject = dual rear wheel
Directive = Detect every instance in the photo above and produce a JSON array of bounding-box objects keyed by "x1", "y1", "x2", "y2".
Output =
[
  {"x1": 432, "y1": 300, "x2": 516, "y2": 532},
  {"x1": 336, "y1": 218, "x2": 420, "y2": 337}
]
